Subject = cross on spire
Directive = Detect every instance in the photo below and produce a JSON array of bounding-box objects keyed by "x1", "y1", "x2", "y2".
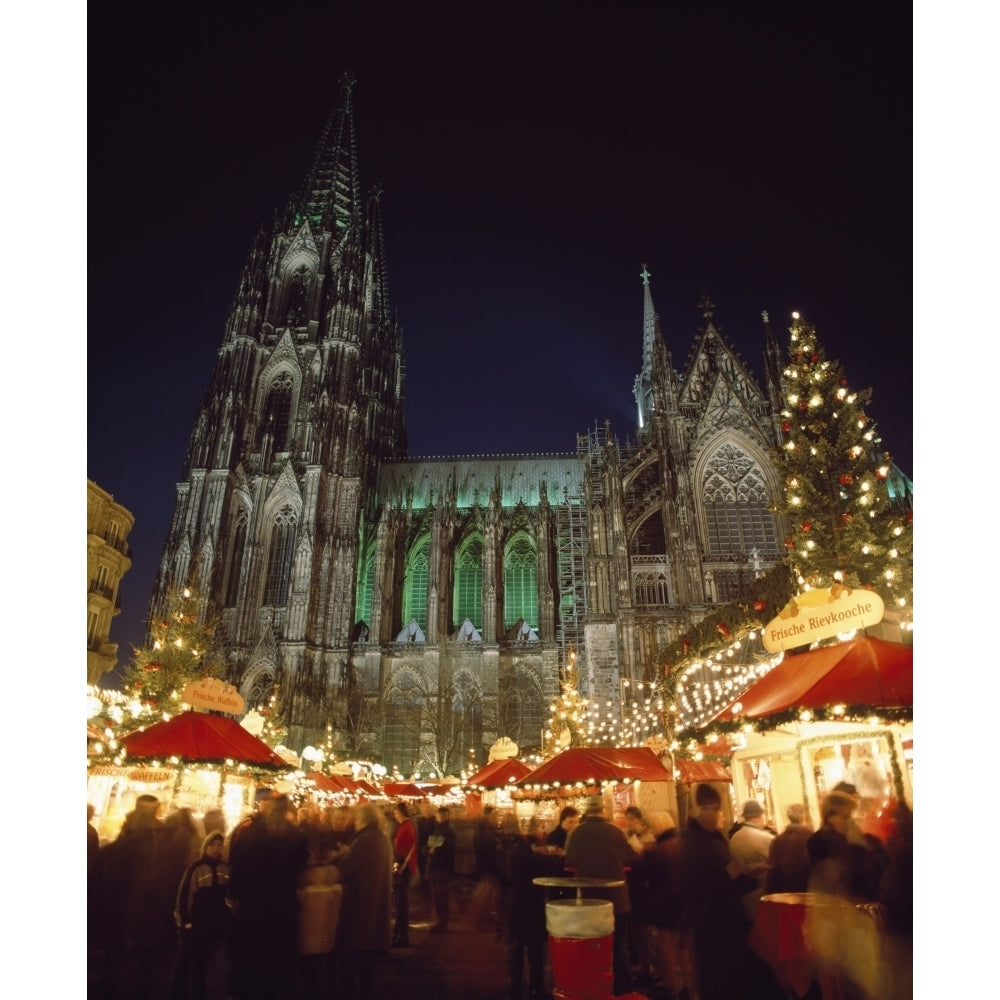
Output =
[
  {"x1": 640, "y1": 264, "x2": 651, "y2": 286},
  {"x1": 699, "y1": 293, "x2": 715, "y2": 320}
]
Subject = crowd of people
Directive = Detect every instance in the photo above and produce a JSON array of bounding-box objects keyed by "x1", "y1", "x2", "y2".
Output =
[{"x1": 88, "y1": 781, "x2": 913, "y2": 1000}]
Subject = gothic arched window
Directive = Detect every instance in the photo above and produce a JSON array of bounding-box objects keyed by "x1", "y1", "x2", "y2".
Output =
[
  {"x1": 702, "y1": 444, "x2": 779, "y2": 557},
  {"x1": 263, "y1": 371, "x2": 293, "y2": 451},
  {"x1": 452, "y1": 673, "x2": 483, "y2": 771},
  {"x1": 224, "y1": 510, "x2": 249, "y2": 607},
  {"x1": 453, "y1": 535, "x2": 483, "y2": 630},
  {"x1": 355, "y1": 545, "x2": 376, "y2": 626},
  {"x1": 504, "y1": 533, "x2": 538, "y2": 631},
  {"x1": 264, "y1": 504, "x2": 297, "y2": 606},
  {"x1": 286, "y1": 263, "x2": 311, "y2": 327},
  {"x1": 499, "y1": 670, "x2": 544, "y2": 755},
  {"x1": 402, "y1": 537, "x2": 430, "y2": 632},
  {"x1": 383, "y1": 672, "x2": 423, "y2": 775}
]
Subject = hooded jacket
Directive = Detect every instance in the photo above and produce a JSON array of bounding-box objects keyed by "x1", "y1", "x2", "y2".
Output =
[{"x1": 174, "y1": 832, "x2": 231, "y2": 937}]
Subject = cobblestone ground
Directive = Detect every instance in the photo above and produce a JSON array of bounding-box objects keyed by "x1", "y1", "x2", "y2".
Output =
[{"x1": 88, "y1": 876, "x2": 544, "y2": 1000}]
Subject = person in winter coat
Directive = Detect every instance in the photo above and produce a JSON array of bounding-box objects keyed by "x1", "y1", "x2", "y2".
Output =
[
  {"x1": 628, "y1": 811, "x2": 697, "y2": 1000},
  {"x1": 500, "y1": 814, "x2": 550, "y2": 1000},
  {"x1": 728, "y1": 799, "x2": 776, "y2": 924},
  {"x1": 170, "y1": 830, "x2": 231, "y2": 1000},
  {"x1": 679, "y1": 784, "x2": 764, "y2": 1000},
  {"x1": 426, "y1": 807, "x2": 456, "y2": 932},
  {"x1": 391, "y1": 802, "x2": 418, "y2": 947},
  {"x1": 332, "y1": 802, "x2": 393, "y2": 1000},
  {"x1": 765, "y1": 803, "x2": 812, "y2": 894},
  {"x1": 563, "y1": 795, "x2": 636, "y2": 996}
]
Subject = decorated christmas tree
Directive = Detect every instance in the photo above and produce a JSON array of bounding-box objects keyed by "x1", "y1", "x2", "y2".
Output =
[
  {"x1": 118, "y1": 585, "x2": 227, "y2": 727},
  {"x1": 777, "y1": 314, "x2": 913, "y2": 610},
  {"x1": 542, "y1": 650, "x2": 591, "y2": 756}
]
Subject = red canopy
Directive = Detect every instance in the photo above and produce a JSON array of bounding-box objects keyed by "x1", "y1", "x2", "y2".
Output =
[
  {"x1": 465, "y1": 757, "x2": 534, "y2": 788},
  {"x1": 714, "y1": 636, "x2": 913, "y2": 723},
  {"x1": 515, "y1": 746, "x2": 670, "y2": 789},
  {"x1": 381, "y1": 781, "x2": 427, "y2": 798},
  {"x1": 674, "y1": 759, "x2": 731, "y2": 784},
  {"x1": 119, "y1": 710, "x2": 288, "y2": 769}
]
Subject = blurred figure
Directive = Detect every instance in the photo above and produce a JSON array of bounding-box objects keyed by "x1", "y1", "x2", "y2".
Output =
[
  {"x1": 333, "y1": 802, "x2": 393, "y2": 1000},
  {"x1": 473, "y1": 805, "x2": 503, "y2": 930},
  {"x1": 629, "y1": 810, "x2": 697, "y2": 1000},
  {"x1": 96, "y1": 793, "x2": 176, "y2": 997},
  {"x1": 426, "y1": 806, "x2": 456, "y2": 932},
  {"x1": 295, "y1": 825, "x2": 342, "y2": 1000},
  {"x1": 391, "y1": 802, "x2": 418, "y2": 947},
  {"x1": 728, "y1": 800, "x2": 775, "y2": 924},
  {"x1": 544, "y1": 806, "x2": 579, "y2": 852},
  {"x1": 623, "y1": 805, "x2": 656, "y2": 984},
  {"x1": 679, "y1": 784, "x2": 761, "y2": 1000},
  {"x1": 227, "y1": 793, "x2": 308, "y2": 999},
  {"x1": 765, "y1": 803, "x2": 812, "y2": 894},
  {"x1": 171, "y1": 830, "x2": 231, "y2": 1000},
  {"x1": 563, "y1": 795, "x2": 635, "y2": 996},
  {"x1": 624, "y1": 805, "x2": 655, "y2": 854},
  {"x1": 325, "y1": 805, "x2": 356, "y2": 853},
  {"x1": 807, "y1": 791, "x2": 883, "y2": 900},
  {"x1": 88, "y1": 803, "x2": 100, "y2": 869},
  {"x1": 500, "y1": 813, "x2": 550, "y2": 1000},
  {"x1": 202, "y1": 809, "x2": 226, "y2": 840}
]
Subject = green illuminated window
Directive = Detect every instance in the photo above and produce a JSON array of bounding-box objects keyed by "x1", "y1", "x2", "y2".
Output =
[
  {"x1": 355, "y1": 545, "x2": 376, "y2": 625},
  {"x1": 453, "y1": 535, "x2": 483, "y2": 629},
  {"x1": 402, "y1": 537, "x2": 430, "y2": 631},
  {"x1": 504, "y1": 533, "x2": 538, "y2": 631}
]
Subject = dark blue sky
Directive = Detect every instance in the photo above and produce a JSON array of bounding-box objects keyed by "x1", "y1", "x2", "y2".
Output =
[{"x1": 88, "y1": 3, "x2": 912, "y2": 681}]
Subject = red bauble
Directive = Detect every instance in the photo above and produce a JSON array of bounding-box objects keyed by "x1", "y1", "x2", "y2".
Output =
[
  {"x1": 753, "y1": 600, "x2": 767, "y2": 612},
  {"x1": 838, "y1": 376, "x2": 848, "y2": 386},
  {"x1": 801, "y1": 521, "x2": 812, "y2": 532},
  {"x1": 145, "y1": 662, "x2": 162, "y2": 671},
  {"x1": 682, "y1": 638, "x2": 691, "y2": 654},
  {"x1": 716, "y1": 622, "x2": 732, "y2": 639},
  {"x1": 782, "y1": 420, "x2": 791, "y2": 433},
  {"x1": 840, "y1": 513, "x2": 854, "y2": 524},
  {"x1": 839, "y1": 474, "x2": 854, "y2": 486},
  {"x1": 797, "y1": 401, "x2": 808, "y2": 411},
  {"x1": 784, "y1": 537, "x2": 795, "y2": 549},
  {"x1": 811, "y1": 353, "x2": 819, "y2": 363}
]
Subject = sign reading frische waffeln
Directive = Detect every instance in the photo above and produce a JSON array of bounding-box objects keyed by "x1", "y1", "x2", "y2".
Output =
[{"x1": 182, "y1": 677, "x2": 246, "y2": 715}]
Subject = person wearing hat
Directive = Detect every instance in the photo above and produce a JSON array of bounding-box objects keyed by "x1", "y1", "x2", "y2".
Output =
[
  {"x1": 679, "y1": 784, "x2": 762, "y2": 1000},
  {"x1": 563, "y1": 794, "x2": 636, "y2": 996},
  {"x1": 728, "y1": 800, "x2": 776, "y2": 924},
  {"x1": 171, "y1": 830, "x2": 231, "y2": 1000}
]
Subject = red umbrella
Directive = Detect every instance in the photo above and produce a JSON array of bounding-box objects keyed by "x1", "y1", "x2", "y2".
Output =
[
  {"x1": 714, "y1": 636, "x2": 912, "y2": 723},
  {"x1": 119, "y1": 710, "x2": 288, "y2": 769},
  {"x1": 465, "y1": 758, "x2": 534, "y2": 788},
  {"x1": 515, "y1": 746, "x2": 670, "y2": 789}
]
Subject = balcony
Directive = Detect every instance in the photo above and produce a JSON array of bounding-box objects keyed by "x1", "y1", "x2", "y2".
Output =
[{"x1": 89, "y1": 579, "x2": 114, "y2": 601}]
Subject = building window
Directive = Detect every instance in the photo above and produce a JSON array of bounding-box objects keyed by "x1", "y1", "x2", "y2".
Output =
[
  {"x1": 383, "y1": 674, "x2": 423, "y2": 775},
  {"x1": 355, "y1": 546, "x2": 376, "y2": 626},
  {"x1": 107, "y1": 520, "x2": 119, "y2": 548},
  {"x1": 87, "y1": 610, "x2": 99, "y2": 645},
  {"x1": 504, "y1": 534, "x2": 538, "y2": 631},
  {"x1": 263, "y1": 371, "x2": 294, "y2": 451},
  {"x1": 452, "y1": 673, "x2": 483, "y2": 771},
  {"x1": 702, "y1": 444, "x2": 779, "y2": 556},
  {"x1": 285, "y1": 263, "x2": 311, "y2": 327},
  {"x1": 453, "y1": 535, "x2": 483, "y2": 630},
  {"x1": 225, "y1": 514, "x2": 248, "y2": 607},
  {"x1": 264, "y1": 505, "x2": 297, "y2": 606},
  {"x1": 402, "y1": 538, "x2": 430, "y2": 632},
  {"x1": 499, "y1": 671, "x2": 544, "y2": 755}
]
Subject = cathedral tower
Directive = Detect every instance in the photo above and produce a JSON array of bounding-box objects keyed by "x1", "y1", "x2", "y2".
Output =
[{"x1": 152, "y1": 75, "x2": 406, "y2": 729}]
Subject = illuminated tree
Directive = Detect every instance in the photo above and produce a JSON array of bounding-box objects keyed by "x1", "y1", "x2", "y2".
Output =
[
  {"x1": 542, "y1": 651, "x2": 591, "y2": 756},
  {"x1": 119, "y1": 584, "x2": 227, "y2": 727},
  {"x1": 777, "y1": 315, "x2": 913, "y2": 610}
]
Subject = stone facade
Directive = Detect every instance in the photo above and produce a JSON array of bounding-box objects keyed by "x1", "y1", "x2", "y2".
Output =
[
  {"x1": 151, "y1": 76, "x2": 790, "y2": 774},
  {"x1": 87, "y1": 480, "x2": 134, "y2": 683}
]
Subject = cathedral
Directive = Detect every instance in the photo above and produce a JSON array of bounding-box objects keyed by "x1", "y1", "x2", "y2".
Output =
[{"x1": 152, "y1": 75, "x2": 798, "y2": 776}]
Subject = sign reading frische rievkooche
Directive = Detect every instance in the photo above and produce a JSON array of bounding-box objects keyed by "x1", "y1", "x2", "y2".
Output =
[{"x1": 762, "y1": 587, "x2": 885, "y2": 652}]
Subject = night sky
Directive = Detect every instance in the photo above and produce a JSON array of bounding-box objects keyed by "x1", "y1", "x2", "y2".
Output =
[{"x1": 87, "y1": 3, "x2": 913, "y2": 684}]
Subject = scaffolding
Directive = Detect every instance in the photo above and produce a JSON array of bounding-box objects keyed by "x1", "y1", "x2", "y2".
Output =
[{"x1": 555, "y1": 487, "x2": 587, "y2": 679}]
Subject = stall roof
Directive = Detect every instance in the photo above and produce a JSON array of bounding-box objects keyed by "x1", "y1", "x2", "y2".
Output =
[
  {"x1": 514, "y1": 746, "x2": 670, "y2": 788},
  {"x1": 119, "y1": 710, "x2": 288, "y2": 769},
  {"x1": 465, "y1": 757, "x2": 534, "y2": 788},
  {"x1": 674, "y1": 759, "x2": 731, "y2": 784},
  {"x1": 713, "y1": 636, "x2": 913, "y2": 723}
]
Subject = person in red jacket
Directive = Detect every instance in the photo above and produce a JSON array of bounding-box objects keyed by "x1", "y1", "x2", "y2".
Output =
[{"x1": 391, "y1": 802, "x2": 418, "y2": 947}]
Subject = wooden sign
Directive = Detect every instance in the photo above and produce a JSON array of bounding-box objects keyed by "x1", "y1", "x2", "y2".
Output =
[
  {"x1": 182, "y1": 677, "x2": 246, "y2": 715},
  {"x1": 763, "y1": 587, "x2": 885, "y2": 652}
]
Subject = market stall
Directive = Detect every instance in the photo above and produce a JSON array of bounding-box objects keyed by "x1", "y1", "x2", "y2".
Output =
[
  {"x1": 698, "y1": 636, "x2": 913, "y2": 834},
  {"x1": 513, "y1": 745, "x2": 676, "y2": 829},
  {"x1": 464, "y1": 757, "x2": 534, "y2": 816},
  {"x1": 89, "y1": 710, "x2": 290, "y2": 840}
]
